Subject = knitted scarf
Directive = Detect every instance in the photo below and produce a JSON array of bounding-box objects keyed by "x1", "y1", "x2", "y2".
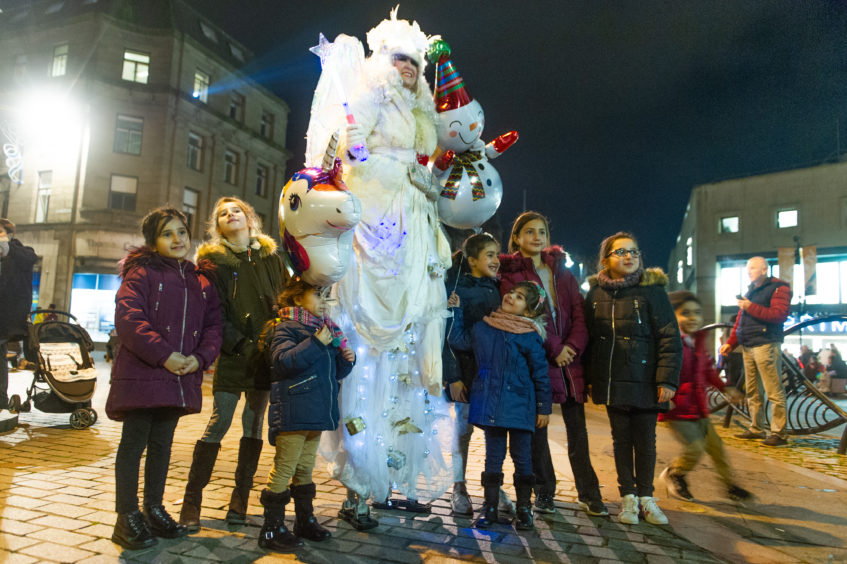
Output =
[
  {"x1": 596, "y1": 265, "x2": 644, "y2": 291},
  {"x1": 278, "y1": 307, "x2": 348, "y2": 348},
  {"x1": 483, "y1": 308, "x2": 544, "y2": 337}
]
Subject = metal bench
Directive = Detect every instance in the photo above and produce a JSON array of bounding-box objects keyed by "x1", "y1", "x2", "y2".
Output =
[{"x1": 703, "y1": 315, "x2": 847, "y2": 455}]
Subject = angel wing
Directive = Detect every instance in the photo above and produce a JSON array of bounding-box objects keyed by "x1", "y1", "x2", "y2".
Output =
[{"x1": 305, "y1": 33, "x2": 366, "y2": 168}]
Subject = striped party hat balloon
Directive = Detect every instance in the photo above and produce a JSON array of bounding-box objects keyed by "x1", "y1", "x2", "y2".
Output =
[{"x1": 426, "y1": 39, "x2": 472, "y2": 113}]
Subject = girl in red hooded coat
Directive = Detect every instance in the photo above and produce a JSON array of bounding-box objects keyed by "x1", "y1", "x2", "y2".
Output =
[
  {"x1": 498, "y1": 211, "x2": 606, "y2": 517},
  {"x1": 106, "y1": 207, "x2": 222, "y2": 550}
]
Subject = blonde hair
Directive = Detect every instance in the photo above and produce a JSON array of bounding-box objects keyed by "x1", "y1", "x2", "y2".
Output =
[{"x1": 206, "y1": 197, "x2": 263, "y2": 244}]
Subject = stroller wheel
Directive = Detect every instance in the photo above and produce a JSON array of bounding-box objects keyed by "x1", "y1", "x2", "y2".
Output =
[
  {"x1": 86, "y1": 408, "x2": 98, "y2": 425},
  {"x1": 70, "y1": 408, "x2": 92, "y2": 430},
  {"x1": 7, "y1": 394, "x2": 21, "y2": 414}
]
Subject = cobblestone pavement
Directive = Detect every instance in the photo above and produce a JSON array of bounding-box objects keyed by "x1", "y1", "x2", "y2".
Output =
[{"x1": 1, "y1": 353, "x2": 846, "y2": 563}]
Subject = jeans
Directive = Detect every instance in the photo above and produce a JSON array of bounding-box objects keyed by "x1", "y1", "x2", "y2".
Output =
[
  {"x1": 267, "y1": 430, "x2": 322, "y2": 492},
  {"x1": 530, "y1": 425, "x2": 555, "y2": 492},
  {"x1": 114, "y1": 407, "x2": 181, "y2": 513},
  {"x1": 561, "y1": 398, "x2": 603, "y2": 502},
  {"x1": 482, "y1": 426, "x2": 532, "y2": 476},
  {"x1": 200, "y1": 389, "x2": 268, "y2": 443},
  {"x1": 742, "y1": 342, "x2": 787, "y2": 438},
  {"x1": 451, "y1": 401, "x2": 474, "y2": 482},
  {"x1": 0, "y1": 339, "x2": 8, "y2": 408},
  {"x1": 606, "y1": 405, "x2": 658, "y2": 497},
  {"x1": 667, "y1": 419, "x2": 733, "y2": 485}
]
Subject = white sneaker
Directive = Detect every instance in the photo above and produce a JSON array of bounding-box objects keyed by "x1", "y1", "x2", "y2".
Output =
[
  {"x1": 450, "y1": 482, "x2": 473, "y2": 515},
  {"x1": 639, "y1": 496, "x2": 669, "y2": 525},
  {"x1": 619, "y1": 494, "x2": 639, "y2": 524},
  {"x1": 497, "y1": 487, "x2": 515, "y2": 514}
]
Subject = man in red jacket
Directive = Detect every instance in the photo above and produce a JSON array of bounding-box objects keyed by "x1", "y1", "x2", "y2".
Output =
[{"x1": 720, "y1": 256, "x2": 792, "y2": 446}]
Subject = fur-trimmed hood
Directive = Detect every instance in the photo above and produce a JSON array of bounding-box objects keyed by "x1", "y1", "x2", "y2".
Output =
[
  {"x1": 118, "y1": 246, "x2": 200, "y2": 279},
  {"x1": 587, "y1": 267, "x2": 669, "y2": 290},
  {"x1": 195, "y1": 234, "x2": 278, "y2": 268},
  {"x1": 498, "y1": 246, "x2": 568, "y2": 276}
]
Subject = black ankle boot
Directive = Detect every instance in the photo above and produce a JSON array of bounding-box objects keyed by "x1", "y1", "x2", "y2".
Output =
[
  {"x1": 291, "y1": 483, "x2": 331, "y2": 541},
  {"x1": 144, "y1": 504, "x2": 187, "y2": 538},
  {"x1": 514, "y1": 474, "x2": 535, "y2": 530},
  {"x1": 179, "y1": 440, "x2": 220, "y2": 532},
  {"x1": 258, "y1": 489, "x2": 303, "y2": 552},
  {"x1": 474, "y1": 472, "x2": 503, "y2": 529},
  {"x1": 228, "y1": 437, "x2": 263, "y2": 524},
  {"x1": 112, "y1": 509, "x2": 157, "y2": 550}
]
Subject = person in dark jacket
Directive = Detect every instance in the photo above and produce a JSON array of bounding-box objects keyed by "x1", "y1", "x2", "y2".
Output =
[
  {"x1": 256, "y1": 278, "x2": 354, "y2": 551},
  {"x1": 499, "y1": 211, "x2": 606, "y2": 517},
  {"x1": 442, "y1": 233, "x2": 513, "y2": 516},
  {"x1": 719, "y1": 256, "x2": 791, "y2": 446},
  {"x1": 448, "y1": 280, "x2": 552, "y2": 532},
  {"x1": 181, "y1": 197, "x2": 286, "y2": 531},
  {"x1": 658, "y1": 291, "x2": 753, "y2": 504},
  {"x1": 0, "y1": 218, "x2": 37, "y2": 412},
  {"x1": 584, "y1": 232, "x2": 681, "y2": 526},
  {"x1": 107, "y1": 207, "x2": 222, "y2": 550}
]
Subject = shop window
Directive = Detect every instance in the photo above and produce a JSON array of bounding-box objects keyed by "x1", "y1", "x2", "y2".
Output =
[
  {"x1": 193, "y1": 70, "x2": 209, "y2": 103},
  {"x1": 109, "y1": 175, "x2": 137, "y2": 211},
  {"x1": 255, "y1": 164, "x2": 268, "y2": 197},
  {"x1": 51, "y1": 43, "x2": 68, "y2": 77},
  {"x1": 122, "y1": 50, "x2": 149, "y2": 84},
  {"x1": 720, "y1": 216, "x2": 739, "y2": 233},
  {"x1": 777, "y1": 209, "x2": 798, "y2": 228},
  {"x1": 805, "y1": 262, "x2": 839, "y2": 305},
  {"x1": 718, "y1": 266, "x2": 743, "y2": 307},
  {"x1": 224, "y1": 149, "x2": 239, "y2": 185},
  {"x1": 114, "y1": 115, "x2": 143, "y2": 155},
  {"x1": 187, "y1": 132, "x2": 203, "y2": 171}
]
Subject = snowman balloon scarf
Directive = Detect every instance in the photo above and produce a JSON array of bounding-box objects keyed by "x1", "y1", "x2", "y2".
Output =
[
  {"x1": 278, "y1": 148, "x2": 362, "y2": 287},
  {"x1": 427, "y1": 39, "x2": 518, "y2": 229}
]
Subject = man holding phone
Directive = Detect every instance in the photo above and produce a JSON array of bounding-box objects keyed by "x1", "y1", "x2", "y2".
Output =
[{"x1": 720, "y1": 256, "x2": 791, "y2": 446}]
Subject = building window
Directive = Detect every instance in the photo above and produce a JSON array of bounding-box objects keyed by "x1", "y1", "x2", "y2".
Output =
[
  {"x1": 199, "y1": 21, "x2": 218, "y2": 43},
  {"x1": 109, "y1": 175, "x2": 137, "y2": 211},
  {"x1": 255, "y1": 165, "x2": 268, "y2": 197},
  {"x1": 183, "y1": 188, "x2": 199, "y2": 234},
  {"x1": 224, "y1": 150, "x2": 239, "y2": 185},
  {"x1": 14, "y1": 54, "x2": 27, "y2": 81},
  {"x1": 187, "y1": 132, "x2": 203, "y2": 171},
  {"x1": 229, "y1": 42, "x2": 245, "y2": 63},
  {"x1": 677, "y1": 260, "x2": 684, "y2": 284},
  {"x1": 229, "y1": 93, "x2": 245, "y2": 122},
  {"x1": 193, "y1": 71, "x2": 209, "y2": 103},
  {"x1": 720, "y1": 216, "x2": 739, "y2": 233},
  {"x1": 0, "y1": 175, "x2": 10, "y2": 218},
  {"x1": 51, "y1": 44, "x2": 68, "y2": 77},
  {"x1": 122, "y1": 50, "x2": 149, "y2": 84},
  {"x1": 777, "y1": 209, "x2": 798, "y2": 228},
  {"x1": 45, "y1": 2, "x2": 64, "y2": 14},
  {"x1": 35, "y1": 170, "x2": 52, "y2": 223},
  {"x1": 114, "y1": 115, "x2": 143, "y2": 155},
  {"x1": 685, "y1": 237, "x2": 693, "y2": 266},
  {"x1": 257, "y1": 212, "x2": 267, "y2": 230},
  {"x1": 260, "y1": 111, "x2": 274, "y2": 139}
]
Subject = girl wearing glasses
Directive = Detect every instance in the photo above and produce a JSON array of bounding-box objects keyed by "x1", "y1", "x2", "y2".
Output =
[
  {"x1": 499, "y1": 212, "x2": 606, "y2": 517},
  {"x1": 584, "y1": 232, "x2": 682, "y2": 526}
]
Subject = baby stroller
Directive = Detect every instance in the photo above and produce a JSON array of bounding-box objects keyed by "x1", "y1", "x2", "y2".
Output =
[{"x1": 7, "y1": 309, "x2": 98, "y2": 429}]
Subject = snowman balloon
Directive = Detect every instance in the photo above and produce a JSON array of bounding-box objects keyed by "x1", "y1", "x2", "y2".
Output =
[{"x1": 427, "y1": 39, "x2": 518, "y2": 229}]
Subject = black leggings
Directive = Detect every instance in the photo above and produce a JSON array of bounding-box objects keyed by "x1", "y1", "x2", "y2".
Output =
[
  {"x1": 115, "y1": 407, "x2": 181, "y2": 514},
  {"x1": 606, "y1": 405, "x2": 658, "y2": 497}
]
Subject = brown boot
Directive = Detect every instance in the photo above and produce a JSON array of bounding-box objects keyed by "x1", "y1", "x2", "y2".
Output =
[
  {"x1": 227, "y1": 437, "x2": 263, "y2": 524},
  {"x1": 179, "y1": 440, "x2": 220, "y2": 532}
]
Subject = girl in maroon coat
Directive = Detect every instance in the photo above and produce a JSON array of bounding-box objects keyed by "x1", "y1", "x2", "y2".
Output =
[
  {"x1": 659, "y1": 291, "x2": 753, "y2": 503},
  {"x1": 107, "y1": 207, "x2": 222, "y2": 550},
  {"x1": 499, "y1": 211, "x2": 606, "y2": 516}
]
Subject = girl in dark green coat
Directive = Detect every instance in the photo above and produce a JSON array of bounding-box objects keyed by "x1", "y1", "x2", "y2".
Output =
[{"x1": 180, "y1": 197, "x2": 285, "y2": 531}]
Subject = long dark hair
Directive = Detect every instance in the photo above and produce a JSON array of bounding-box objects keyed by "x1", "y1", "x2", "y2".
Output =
[
  {"x1": 277, "y1": 277, "x2": 317, "y2": 308},
  {"x1": 507, "y1": 211, "x2": 550, "y2": 253},
  {"x1": 512, "y1": 280, "x2": 544, "y2": 318},
  {"x1": 140, "y1": 207, "x2": 189, "y2": 248}
]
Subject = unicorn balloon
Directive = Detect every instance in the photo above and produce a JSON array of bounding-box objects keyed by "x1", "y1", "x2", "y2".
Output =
[{"x1": 279, "y1": 154, "x2": 362, "y2": 287}]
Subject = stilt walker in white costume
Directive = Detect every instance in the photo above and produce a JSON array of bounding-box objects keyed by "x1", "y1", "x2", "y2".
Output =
[{"x1": 306, "y1": 8, "x2": 454, "y2": 530}]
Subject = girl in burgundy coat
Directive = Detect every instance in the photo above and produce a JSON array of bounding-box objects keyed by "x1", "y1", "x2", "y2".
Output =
[
  {"x1": 659, "y1": 291, "x2": 752, "y2": 503},
  {"x1": 499, "y1": 211, "x2": 606, "y2": 517},
  {"x1": 107, "y1": 207, "x2": 222, "y2": 550}
]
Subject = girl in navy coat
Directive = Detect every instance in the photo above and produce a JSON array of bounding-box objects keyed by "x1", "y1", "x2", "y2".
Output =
[
  {"x1": 107, "y1": 207, "x2": 222, "y2": 550},
  {"x1": 448, "y1": 280, "x2": 551, "y2": 531},
  {"x1": 258, "y1": 278, "x2": 355, "y2": 552}
]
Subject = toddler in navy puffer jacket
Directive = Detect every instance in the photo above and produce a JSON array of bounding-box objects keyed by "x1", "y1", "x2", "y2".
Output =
[{"x1": 448, "y1": 280, "x2": 551, "y2": 532}]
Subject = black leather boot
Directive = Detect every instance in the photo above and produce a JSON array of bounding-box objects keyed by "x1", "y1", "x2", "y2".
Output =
[
  {"x1": 227, "y1": 437, "x2": 263, "y2": 524},
  {"x1": 291, "y1": 483, "x2": 331, "y2": 541},
  {"x1": 258, "y1": 489, "x2": 303, "y2": 552},
  {"x1": 144, "y1": 504, "x2": 187, "y2": 538},
  {"x1": 179, "y1": 440, "x2": 220, "y2": 532},
  {"x1": 514, "y1": 474, "x2": 535, "y2": 530},
  {"x1": 473, "y1": 472, "x2": 503, "y2": 529},
  {"x1": 112, "y1": 509, "x2": 157, "y2": 550}
]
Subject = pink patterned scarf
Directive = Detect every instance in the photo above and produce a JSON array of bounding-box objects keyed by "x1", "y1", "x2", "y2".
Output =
[
  {"x1": 483, "y1": 308, "x2": 543, "y2": 336},
  {"x1": 277, "y1": 307, "x2": 348, "y2": 348}
]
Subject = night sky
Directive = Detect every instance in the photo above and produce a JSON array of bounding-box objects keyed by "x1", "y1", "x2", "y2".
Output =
[{"x1": 28, "y1": 1, "x2": 847, "y2": 270}]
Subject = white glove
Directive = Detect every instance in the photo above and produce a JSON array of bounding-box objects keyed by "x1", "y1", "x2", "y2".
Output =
[{"x1": 345, "y1": 123, "x2": 366, "y2": 149}]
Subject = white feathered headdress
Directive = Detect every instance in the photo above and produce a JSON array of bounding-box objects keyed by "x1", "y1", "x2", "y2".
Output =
[{"x1": 366, "y1": 5, "x2": 432, "y2": 68}]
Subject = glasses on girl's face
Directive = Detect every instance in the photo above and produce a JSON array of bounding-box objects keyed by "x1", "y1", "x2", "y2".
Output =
[
  {"x1": 606, "y1": 248, "x2": 641, "y2": 258},
  {"x1": 392, "y1": 53, "x2": 419, "y2": 68}
]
